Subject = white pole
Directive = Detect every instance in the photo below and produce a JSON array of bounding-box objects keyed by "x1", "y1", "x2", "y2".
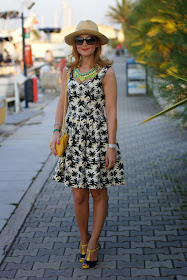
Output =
[{"x1": 14, "y1": 79, "x2": 21, "y2": 113}]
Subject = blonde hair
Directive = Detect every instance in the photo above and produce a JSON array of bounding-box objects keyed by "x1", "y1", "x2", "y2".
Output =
[{"x1": 66, "y1": 39, "x2": 113, "y2": 69}]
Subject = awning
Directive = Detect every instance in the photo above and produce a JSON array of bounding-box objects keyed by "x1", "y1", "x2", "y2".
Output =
[
  {"x1": 39, "y1": 28, "x2": 61, "y2": 33},
  {"x1": 0, "y1": 11, "x2": 20, "y2": 19}
]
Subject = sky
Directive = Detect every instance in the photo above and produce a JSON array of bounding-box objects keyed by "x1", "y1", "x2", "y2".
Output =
[{"x1": 0, "y1": 0, "x2": 120, "y2": 28}]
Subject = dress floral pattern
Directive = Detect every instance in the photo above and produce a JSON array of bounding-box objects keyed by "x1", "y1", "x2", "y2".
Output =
[{"x1": 53, "y1": 65, "x2": 125, "y2": 189}]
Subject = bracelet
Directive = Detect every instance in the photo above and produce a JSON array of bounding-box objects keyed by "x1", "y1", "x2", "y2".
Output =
[
  {"x1": 54, "y1": 122, "x2": 62, "y2": 127},
  {"x1": 53, "y1": 129, "x2": 61, "y2": 133},
  {"x1": 108, "y1": 144, "x2": 117, "y2": 150}
]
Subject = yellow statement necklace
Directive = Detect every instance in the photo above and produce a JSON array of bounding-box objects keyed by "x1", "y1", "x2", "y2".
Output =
[{"x1": 74, "y1": 65, "x2": 100, "y2": 82}]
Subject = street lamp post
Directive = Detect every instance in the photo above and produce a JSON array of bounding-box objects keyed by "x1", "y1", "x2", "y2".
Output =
[
  {"x1": 21, "y1": 12, "x2": 29, "y2": 108},
  {"x1": 21, "y1": 1, "x2": 35, "y2": 108}
]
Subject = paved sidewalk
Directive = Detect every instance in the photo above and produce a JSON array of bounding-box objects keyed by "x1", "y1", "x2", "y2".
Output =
[
  {"x1": 0, "y1": 56, "x2": 187, "y2": 279},
  {"x1": 0, "y1": 92, "x2": 59, "y2": 256}
]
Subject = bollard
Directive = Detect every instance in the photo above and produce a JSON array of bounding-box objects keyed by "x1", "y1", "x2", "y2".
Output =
[{"x1": 32, "y1": 77, "x2": 38, "y2": 102}]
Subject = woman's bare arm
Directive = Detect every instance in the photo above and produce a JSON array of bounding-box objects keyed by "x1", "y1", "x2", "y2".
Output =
[
  {"x1": 50, "y1": 67, "x2": 68, "y2": 156},
  {"x1": 103, "y1": 67, "x2": 117, "y2": 169}
]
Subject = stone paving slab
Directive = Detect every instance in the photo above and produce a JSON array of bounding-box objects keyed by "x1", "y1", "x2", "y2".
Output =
[
  {"x1": 0, "y1": 56, "x2": 187, "y2": 279},
  {"x1": 5, "y1": 110, "x2": 41, "y2": 125}
]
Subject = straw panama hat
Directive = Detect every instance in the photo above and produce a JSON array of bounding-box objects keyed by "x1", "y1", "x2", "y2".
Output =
[{"x1": 64, "y1": 20, "x2": 109, "y2": 46}]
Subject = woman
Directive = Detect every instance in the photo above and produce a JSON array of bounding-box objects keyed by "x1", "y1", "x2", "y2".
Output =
[{"x1": 50, "y1": 20, "x2": 125, "y2": 269}]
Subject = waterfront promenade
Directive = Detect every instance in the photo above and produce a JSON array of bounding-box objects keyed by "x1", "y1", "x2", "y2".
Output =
[{"x1": 0, "y1": 55, "x2": 187, "y2": 279}]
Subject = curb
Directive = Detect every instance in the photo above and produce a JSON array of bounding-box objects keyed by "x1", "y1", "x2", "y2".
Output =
[{"x1": 0, "y1": 153, "x2": 57, "y2": 265}]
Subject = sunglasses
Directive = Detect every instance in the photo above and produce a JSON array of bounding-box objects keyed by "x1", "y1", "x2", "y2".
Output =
[{"x1": 75, "y1": 36, "x2": 97, "y2": 45}]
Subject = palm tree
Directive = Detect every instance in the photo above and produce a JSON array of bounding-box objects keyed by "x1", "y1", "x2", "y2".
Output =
[{"x1": 107, "y1": 0, "x2": 133, "y2": 34}]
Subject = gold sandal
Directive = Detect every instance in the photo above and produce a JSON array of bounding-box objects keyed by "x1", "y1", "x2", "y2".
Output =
[{"x1": 82, "y1": 244, "x2": 100, "y2": 269}]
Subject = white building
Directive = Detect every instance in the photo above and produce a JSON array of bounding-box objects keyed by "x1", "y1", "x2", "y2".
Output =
[{"x1": 61, "y1": 1, "x2": 73, "y2": 28}]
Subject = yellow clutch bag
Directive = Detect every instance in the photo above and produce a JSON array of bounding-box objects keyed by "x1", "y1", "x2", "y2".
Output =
[
  {"x1": 56, "y1": 133, "x2": 69, "y2": 157},
  {"x1": 48, "y1": 132, "x2": 69, "y2": 157}
]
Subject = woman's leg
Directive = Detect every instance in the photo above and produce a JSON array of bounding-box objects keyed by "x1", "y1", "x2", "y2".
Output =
[
  {"x1": 86, "y1": 188, "x2": 108, "y2": 261},
  {"x1": 72, "y1": 188, "x2": 90, "y2": 252}
]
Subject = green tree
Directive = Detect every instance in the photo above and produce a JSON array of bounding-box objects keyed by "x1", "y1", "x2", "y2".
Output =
[{"x1": 108, "y1": 0, "x2": 187, "y2": 126}]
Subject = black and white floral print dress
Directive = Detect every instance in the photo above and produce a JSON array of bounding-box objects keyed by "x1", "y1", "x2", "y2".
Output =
[{"x1": 53, "y1": 65, "x2": 125, "y2": 189}]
